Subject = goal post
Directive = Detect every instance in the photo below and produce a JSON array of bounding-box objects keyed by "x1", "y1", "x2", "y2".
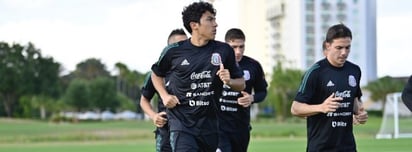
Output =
[{"x1": 376, "y1": 92, "x2": 412, "y2": 139}]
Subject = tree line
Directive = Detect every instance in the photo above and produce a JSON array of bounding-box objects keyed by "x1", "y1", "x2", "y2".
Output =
[
  {"x1": 0, "y1": 41, "x2": 406, "y2": 120},
  {"x1": 0, "y1": 42, "x2": 146, "y2": 119}
]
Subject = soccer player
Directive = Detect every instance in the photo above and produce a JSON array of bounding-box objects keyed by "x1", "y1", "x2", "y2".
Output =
[
  {"x1": 291, "y1": 23, "x2": 367, "y2": 151},
  {"x1": 151, "y1": 1, "x2": 245, "y2": 151},
  {"x1": 139, "y1": 28, "x2": 187, "y2": 152},
  {"x1": 401, "y1": 75, "x2": 412, "y2": 111},
  {"x1": 216, "y1": 28, "x2": 267, "y2": 152}
]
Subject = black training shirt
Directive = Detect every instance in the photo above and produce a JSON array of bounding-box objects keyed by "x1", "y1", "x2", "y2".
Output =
[
  {"x1": 151, "y1": 39, "x2": 243, "y2": 135},
  {"x1": 218, "y1": 55, "x2": 267, "y2": 133},
  {"x1": 294, "y1": 58, "x2": 362, "y2": 152}
]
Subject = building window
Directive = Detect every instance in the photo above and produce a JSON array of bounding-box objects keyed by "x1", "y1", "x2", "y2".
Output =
[
  {"x1": 306, "y1": 14, "x2": 314, "y2": 22},
  {"x1": 321, "y1": 1, "x2": 331, "y2": 10},
  {"x1": 272, "y1": 43, "x2": 281, "y2": 50},
  {"x1": 337, "y1": 13, "x2": 347, "y2": 21},
  {"x1": 270, "y1": 21, "x2": 281, "y2": 28},
  {"x1": 321, "y1": 13, "x2": 331, "y2": 22},
  {"x1": 306, "y1": 26, "x2": 315, "y2": 34},
  {"x1": 322, "y1": 24, "x2": 329, "y2": 33},
  {"x1": 306, "y1": 3, "x2": 314, "y2": 11},
  {"x1": 337, "y1": 1, "x2": 346, "y2": 11},
  {"x1": 306, "y1": 37, "x2": 314, "y2": 44},
  {"x1": 272, "y1": 33, "x2": 281, "y2": 40}
]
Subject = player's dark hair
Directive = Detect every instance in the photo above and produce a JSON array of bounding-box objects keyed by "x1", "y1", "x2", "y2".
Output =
[
  {"x1": 224, "y1": 28, "x2": 245, "y2": 42},
  {"x1": 325, "y1": 23, "x2": 352, "y2": 43},
  {"x1": 167, "y1": 28, "x2": 186, "y2": 44},
  {"x1": 182, "y1": 1, "x2": 216, "y2": 34}
]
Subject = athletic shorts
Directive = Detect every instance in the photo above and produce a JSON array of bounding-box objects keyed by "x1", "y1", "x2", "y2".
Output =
[
  {"x1": 216, "y1": 130, "x2": 250, "y2": 152},
  {"x1": 155, "y1": 125, "x2": 172, "y2": 152},
  {"x1": 170, "y1": 131, "x2": 218, "y2": 152}
]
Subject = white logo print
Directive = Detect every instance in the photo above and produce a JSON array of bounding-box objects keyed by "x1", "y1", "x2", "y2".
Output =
[
  {"x1": 348, "y1": 75, "x2": 357, "y2": 87},
  {"x1": 211, "y1": 53, "x2": 222, "y2": 66},
  {"x1": 243, "y1": 70, "x2": 250, "y2": 81},
  {"x1": 326, "y1": 80, "x2": 335, "y2": 87},
  {"x1": 181, "y1": 59, "x2": 190, "y2": 65}
]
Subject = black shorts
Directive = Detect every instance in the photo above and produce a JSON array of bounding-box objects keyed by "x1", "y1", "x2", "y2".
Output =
[
  {"x1": 170, "y1": 131, "x2": 218, "y2": 152},
  {"x1": 155, "y1": 125, "x2": 171, "y2": 152},
  {"x1": 217, "y1": 130, "x2": 250, "y2": 152}
]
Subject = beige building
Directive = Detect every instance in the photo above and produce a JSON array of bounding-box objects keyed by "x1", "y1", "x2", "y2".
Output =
[
  {"x1": 213, "y1": 0, "x2": 377, "y2": 86},
  {"x1": 213, "y1": 0, "x2": 272, "y2": 80}
]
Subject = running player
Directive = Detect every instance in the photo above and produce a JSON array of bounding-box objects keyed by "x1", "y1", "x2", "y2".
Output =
[
  {"x1": 151, "y1": 2, "x2": 245, "y2": 151},
  {"x1": 216, "y1": 28, "x2": 268, "y2": 152},
  {"x1": 139, "y1": 28, "x2": 187, "y2": 152},
  {"x1": 291, "y1": 23, "x2": 367, "y2": 151}
]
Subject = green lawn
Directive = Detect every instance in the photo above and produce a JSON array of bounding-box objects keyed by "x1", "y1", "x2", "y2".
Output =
[{"x1": 0, "y1": 116, "x2": 411, "y2": 152}]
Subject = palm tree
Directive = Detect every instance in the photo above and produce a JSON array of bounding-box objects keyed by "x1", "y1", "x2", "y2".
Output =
[
  {"x1": 266, "y1": 62, "x2": 303, "y2": 121},
  {"x1": 363, "y1": 76, "x2": 405, "y2": 110}
]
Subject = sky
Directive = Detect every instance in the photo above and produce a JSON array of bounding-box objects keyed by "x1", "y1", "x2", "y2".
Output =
[{"x1": 0, "y1": 0, "x2": 411, "y2": 77}]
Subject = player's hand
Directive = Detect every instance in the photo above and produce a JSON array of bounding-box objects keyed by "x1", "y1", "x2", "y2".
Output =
[
  {"x1": 153, "y1": 111, "x2": 167, "y2": 127},
  {"x1": 238, "y1": 91, "x2": 253, "y2": 107},
  {"x1": 320, "y1": 93, "x2": 342, "y2": 113},
  {"x1": 162, "y1": 94, "x2": 180, "y2": 109},
  {"x1": 354, "y1": 106, "x2": 368, "y2": 125},
  {"x1": 216, "y1": 64, "x2": 231, "y2": 85}
]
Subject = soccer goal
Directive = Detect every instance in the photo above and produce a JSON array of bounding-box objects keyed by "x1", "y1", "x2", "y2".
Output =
[{"x1": 376, "y1": 92, "x2": 412, "y2": 139}]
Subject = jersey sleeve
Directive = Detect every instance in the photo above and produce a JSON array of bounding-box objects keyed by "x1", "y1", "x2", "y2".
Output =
[
  {"x1": 223, "y1": 44, "x2": 243, "y2": 79},
  {"x1": 355, "y1": 65, "x2": 363, "y2": 99},
  {"x1": 252, "y1": 61, "x2": 268, "y2": 103},
  {"x1": 294, "y1": 65, "x2": 319, "y2": 104},
  {"x1": 151, "y1": 44, "x2": 175, "y2": 77},
  {"x1": 402, "y1": 75, "x2": 412, "y2": 110},
  {"x1": 140, "y1": 72, "x2": 156, "y2": 100}
]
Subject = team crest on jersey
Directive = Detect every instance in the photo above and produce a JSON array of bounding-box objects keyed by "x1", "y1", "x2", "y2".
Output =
[
  {"x1": 211, "y1": 53, "x2": 222, "y2": 66},
  {"x1": 243, "y1": 70, "x2": 250, "y2": 80},
  {"x1": 348, "y1": 75, "x2": 357, "y2": 87}
]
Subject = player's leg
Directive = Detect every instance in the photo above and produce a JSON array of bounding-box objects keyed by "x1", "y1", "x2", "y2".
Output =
[
  {"x1": 198, "y1": 132, "x2": 218, "y2": 152},
  {"x1": 216, "y1": 132, "x2": 231, "y2": 152},
  {"x1": 170, "y1": 131, "x2": 199, "y2": 152},
  {"x1": 231, "y1": 130, "x2": 250, "y2": 152},
  {"x1": 158, "y1": 125, "x2": 172, "y2": 152}
]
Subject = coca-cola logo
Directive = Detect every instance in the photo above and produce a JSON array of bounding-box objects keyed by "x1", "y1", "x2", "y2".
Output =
[
  {"x1": 190, "y1": 71, "x2": 212, "y2": 80},
  {"x1": 335, "y1": 90, "x2": 351, "y2": 98}
]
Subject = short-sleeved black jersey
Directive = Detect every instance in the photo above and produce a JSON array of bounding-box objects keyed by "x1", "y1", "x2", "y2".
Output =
[
  {"x1": 151, "y1": 39, "x2": 243, "y2": 135},
  {"x1": 294, "y1": 58, "x2": 362, "y2": 152},
  {"x1": 141, "y1": 72, "x2": 167, "y2": 112},
  {"x1": 402, "y1": 75, "x2": 412, "y2": 111},
  {"x1": 217, "y1": 56, "x2": 267, "y2": 133}
]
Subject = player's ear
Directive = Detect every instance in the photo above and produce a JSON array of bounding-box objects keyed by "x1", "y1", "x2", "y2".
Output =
[
  {"x1": 189, "y1": 22, "x2": 198, "y2": 31},
  {"x1": 325, "y1": 42, "x2": 332, "y2": 50}
]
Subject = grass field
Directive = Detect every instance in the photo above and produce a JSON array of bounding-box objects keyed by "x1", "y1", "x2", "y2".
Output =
[{"x1": 0, "y1": 116, "x2": 411, "y2": 152}]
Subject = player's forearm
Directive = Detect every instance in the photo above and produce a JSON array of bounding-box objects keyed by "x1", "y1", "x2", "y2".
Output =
[
  {"x1": 139, "y1": 96, "x2": 157, "y2": 119},
  {"x1": 253, "y1": 90, "x2": 267, "y2": 103},
  {"x1": 291, "y1": 101, "x2": 323, "y2": 117},
  {"x1": 353, "y1": 97, "x2": 361, "y2": 114},
  {"x1": 228, "y1": 77, "x2": 245, "y2": 91},
  {"x1": 151, "y1": 72, "x2": 168, "y2": 99}
]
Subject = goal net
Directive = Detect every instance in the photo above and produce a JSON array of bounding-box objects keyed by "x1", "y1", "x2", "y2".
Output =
[{"x1": 376, "y1": 92, "x2": 412, "y2": 139}]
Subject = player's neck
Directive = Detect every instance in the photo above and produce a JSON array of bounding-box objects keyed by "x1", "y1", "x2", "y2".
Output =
[{"x1": 190, "y1": 35, "x2": 209, "y2": 47}]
